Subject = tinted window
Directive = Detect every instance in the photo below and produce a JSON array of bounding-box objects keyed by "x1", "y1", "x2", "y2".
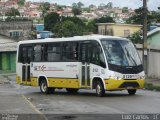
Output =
[
  {"x1": 90, "y1": 41, "x2": 106, "y2": 67},
  {"x1": 80, "y1": 41, "x2": 106, "y2": 68},
  {"x1": 34, "y1": 45, "x2": 42, "y2": 62},
  {"x1": 46, "y1": 43, "x2": 61, "y2": 61},
  {"x1": 62, "y1": 42, "x2": 79, "y2": 61},
  {"x1": 18, "y1": 45, "x2": 33, "y2": 63}
]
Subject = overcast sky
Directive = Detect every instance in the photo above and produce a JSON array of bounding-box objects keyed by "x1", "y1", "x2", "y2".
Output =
[{"x1": 27, "y1": 0, "x2": 160, "y2": 11}]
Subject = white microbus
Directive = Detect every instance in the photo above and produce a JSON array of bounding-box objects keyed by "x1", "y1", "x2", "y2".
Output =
[{"x1": 16, "y1": 35, "x2": 145, "y2": 97}]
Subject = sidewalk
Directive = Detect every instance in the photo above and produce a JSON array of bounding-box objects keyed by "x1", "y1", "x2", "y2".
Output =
[
  {"x1": 145, "y1": 77, "x2": 160, "y2": 91},
  {"x1": 0, "y1": 74, "x2": 11, "y2": 84},
  {"x1": 0, "y1": 73, "x2": 16, "y2": 84},
  {"x1": 145, "y1": 78, "x2": 160, "y2": 86}
]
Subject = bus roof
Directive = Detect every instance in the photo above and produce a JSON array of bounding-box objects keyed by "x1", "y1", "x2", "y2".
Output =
[{"x1": 18, "y1": 34, "x2": 130, "y2": 45}]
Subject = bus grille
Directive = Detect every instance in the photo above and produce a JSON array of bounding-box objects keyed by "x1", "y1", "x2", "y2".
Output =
[{"x1": 119, "y1": 82, "x2": 139, "y2": 88}]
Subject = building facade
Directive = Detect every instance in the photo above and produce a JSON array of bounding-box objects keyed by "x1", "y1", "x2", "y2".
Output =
[
  {"x1": 97, "y1": 23, "x2": 142, "y2": 38},
  {"x1": 0, "y1": 20, "x2": 33, "y2": 41},
  {"x1": 0, "y1": 35, "x2": 17, "y2": 72}
]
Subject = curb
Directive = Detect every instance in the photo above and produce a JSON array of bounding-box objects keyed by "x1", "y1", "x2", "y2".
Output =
[
  {"x1": 0, "y1": 73, "x2": 15, "y2": 84},
  {"x1": 144, "y1": 82, "x2": 160, "y2": 91}
]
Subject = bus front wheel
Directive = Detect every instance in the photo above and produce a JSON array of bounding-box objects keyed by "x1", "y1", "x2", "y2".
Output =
[
  {"x1": 66, "y1": 88, "x2": 79, "y2": 94},
  {"x1": 96, "y1": 81, "x2": 105, "y2": 97},
  {"x1": 40, "y1": 80, "x2": 55, "y2": 94},
  {"x1": 128, "y1": 89, "x2": 136, "y2": 95}
]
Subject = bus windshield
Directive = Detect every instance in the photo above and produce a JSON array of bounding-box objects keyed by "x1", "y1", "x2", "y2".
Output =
[{"x1": 101, "y1": 39, "x2": 141, "y2": 67}]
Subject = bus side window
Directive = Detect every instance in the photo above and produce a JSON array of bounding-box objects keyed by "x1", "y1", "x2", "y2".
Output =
[
  {"x1": 91, "y1": 42, "x2": 106, "y2": 68},
  {"x1": 62, "y1": 42, "x2": 78, "y2": 61},
  {"x1": 47, "y1": 43, "x2": 61, "y2": 62},
  {"x1": 22, "y1": 47, "x2": 27, "y2": 63},
  {"x1": 19, "y1": 46, "x2": 33, "y2": 64},
  {"x1": 34, "y1": 45, "x2": 42, "y2": 62},
  {"x1": 27, "y1": 47, "x2": 33, "y2": 63}
]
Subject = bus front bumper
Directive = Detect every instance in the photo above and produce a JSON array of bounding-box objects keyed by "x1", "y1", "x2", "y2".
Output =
[{"x1": 104, "y1": 79, "x2": 145, "y2": 91}]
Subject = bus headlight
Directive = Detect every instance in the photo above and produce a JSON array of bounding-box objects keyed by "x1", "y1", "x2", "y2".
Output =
[
  {"x1": 109, "y1": 75, "x2": 115, "y2": 79},
  {"x1": 116, "y1": 77, "x2": 122, "y2": 80},
  {"x1": 138, "y1": 76, "x2": 145, "y2": 80},
  {"x1": 109, "y1": 76, "x2": 122, "y2": 80}
]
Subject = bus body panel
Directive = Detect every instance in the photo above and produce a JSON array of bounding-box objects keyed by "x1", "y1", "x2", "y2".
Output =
[{"x1": 16, "y1": 35, "x2": 145, "y2": 93}]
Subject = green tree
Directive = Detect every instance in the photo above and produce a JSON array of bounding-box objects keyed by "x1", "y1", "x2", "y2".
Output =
[
  {"x1": 129, "y1": 31, "x2": 142, "y2": 44},
  {"x1": 150, "y1": 11, "x2": 160, "y2": 23},
  {"x1": 56, "y1": 5, "x2": 63, "y2": 11},
  {"x1": 17, "y1": 0, "x2": 25, "y2": 6},
  {"x1": 86, "y1": 20, "x2": 97, "y2": 33},
  {"x1": 53, "y1": 20, "x2": 83, "y2": 37},
  {"x1": 126, "y1": 7, "x2": 155, "y2": 25},
  {"x1": 96, "y1": 16, "x2": 115, "y2": 23},
  {"x1": 39, "y1": 2, "x2": 50, "y2": 18},
  {"x1": 72, "y1": 8, "x2": 81, "y2": 16},
  {"x1": 87, "y1": 16, "x2": 115, "y2": 33},
  {"x1": 77, "y1": 1, "x2": 84, "y2": 8},
  {"x1": 44, "y1": 12, "x2": 60, "y2": 31},
  {"x1": 122, "y1": 7, "x2": 129, "y2": 13},
  {"x1": 72, "y1": 2, "x2": 83, "y2": 16},
  {"x1": 106, "y1": 2, "x2": 113, "y2": 9},
  {"x1": 6, "y1": 8, "x2": 20, "y2": 17},
  {"x1": 64, "y1": 16, "x2": 85, "y2": 27},
  {"x1": 72, "y1": 3, "x2": 77, "y2": 8}
]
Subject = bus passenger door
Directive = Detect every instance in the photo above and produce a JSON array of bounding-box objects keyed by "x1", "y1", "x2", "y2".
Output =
[
  {"x1": 21, "y1": 46, "x2": 32, "y2": 85},
  {"x1": 80, "y1": 43, "x2": 91, "y2": 88}
]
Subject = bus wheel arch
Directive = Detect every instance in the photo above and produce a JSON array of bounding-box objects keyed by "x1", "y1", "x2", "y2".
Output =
[
  {"x1": 92, "y1": 77, "x2": 105, "y2": 97},
  {"x1": 38, "y1": 76, "x2": 48, "y2": 86},
  {"x1": 38, "y1": 76, "x2": 54, "y2": 94}
]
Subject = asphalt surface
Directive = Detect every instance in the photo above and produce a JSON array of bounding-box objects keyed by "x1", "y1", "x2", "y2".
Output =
[{"x1": 0, "y1": 75, "x2": 160, "y2": 120}]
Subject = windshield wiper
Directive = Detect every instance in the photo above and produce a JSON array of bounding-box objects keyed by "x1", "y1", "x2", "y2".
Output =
[{"x1": 125, "y1": 47, "x2": 137, "y2": 66}]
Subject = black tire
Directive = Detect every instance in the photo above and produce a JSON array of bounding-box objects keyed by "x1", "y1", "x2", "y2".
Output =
[
  {"x1": 96, "y1": 81, "x2": 105, "y2": 97},
  {"x1": 40, "y1": 80, "x2": 55, "y2": 94},
  {"x1": 128, "y1": 89, "x2": 136, "y2": 95},
  {"x1": 66, "y1": 88, "x2": 79, "y2": 94}
]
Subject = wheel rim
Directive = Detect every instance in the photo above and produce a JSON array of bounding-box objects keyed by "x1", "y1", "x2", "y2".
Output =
[
  {"x1": 96, "y1": 84, "x2": 101, "y2": 95},
  {"x1": 41, "y1": 83, "x2": 47, "y2": 92}
]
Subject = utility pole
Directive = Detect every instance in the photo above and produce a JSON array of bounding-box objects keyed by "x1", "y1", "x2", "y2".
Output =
[{"x1": 142, "y1": 0, "x2": 148, "y2": 74}]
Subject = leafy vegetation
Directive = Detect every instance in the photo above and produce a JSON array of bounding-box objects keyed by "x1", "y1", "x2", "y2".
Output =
[
  {"x1": 129, "y1": 31, "x2": 142, "y2": 44},
  {"x1": 17, "y1": 0, "x2": 25, "y2": 6},
  {"x1": 6, "y1": 8, "x2": 20, "y2": 17},
  {"x1": 39, "y1": 2, "x2": 50, "y2": 18},
  {"x1": 44, "y1": 12, "x2": 115, "y2": 37},
  {"x1": 87, "y1": 16, "x2": 115, "y2": 33},
  {"x1": 126, "y1": 7, "x2": 160, "y2": 25},
  {"x1": 44, "y1": 12, "x2": 60, "y2": 31},
  {"x1": 145, "y1": 83, "x2": 160, "y2": 91},
  {"x1": 72, "y1": 2, "x2": 84, "y2": 16},
  {"x1": 53, "y1": 20, "x2": 84, "y2": 37}
]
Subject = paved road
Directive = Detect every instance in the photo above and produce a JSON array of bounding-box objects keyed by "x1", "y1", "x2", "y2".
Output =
[{"x1": 1, "y1": 75, "x2": 160, "y2": 120}]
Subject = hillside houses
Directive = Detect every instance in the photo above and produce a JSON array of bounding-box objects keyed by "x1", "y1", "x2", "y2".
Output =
[{"x1": 0, "y1": 1, "x2": 135, "y2": 22}]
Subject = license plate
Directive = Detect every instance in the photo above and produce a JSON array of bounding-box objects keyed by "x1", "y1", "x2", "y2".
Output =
[{"x1": 123, "y1": 74, "x2": 138, "y2": 79}]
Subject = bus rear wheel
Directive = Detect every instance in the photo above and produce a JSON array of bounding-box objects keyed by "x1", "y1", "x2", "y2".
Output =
[
  {"x1": 128, "y1": 89, "x2": 136, "y2": 95},
  {"x1": 66, "y1": 88, "x2": 79, "y2": 94},
  {"x1": 40, "y1": 80, "x2": 55, "y2": 94},
  {"x1": 96, "y1": 81, "x2": 105, "y2": 97}
]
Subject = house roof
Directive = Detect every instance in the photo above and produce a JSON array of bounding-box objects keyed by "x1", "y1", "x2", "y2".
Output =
[
  {"x1": 0, "y1": 35, "x2": 17, "y2": 52},
  {"x1": 147, "y1": 27, "x2": 160, "y2": 37}
]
